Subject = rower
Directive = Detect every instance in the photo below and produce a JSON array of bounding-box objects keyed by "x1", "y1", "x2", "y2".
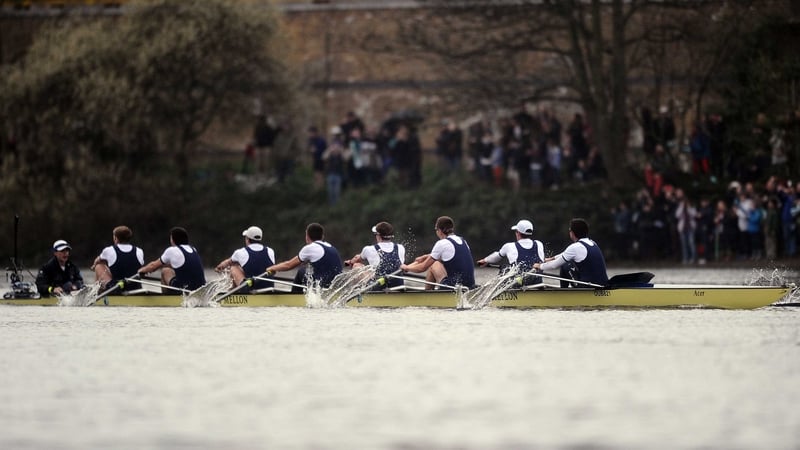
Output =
[
  {"x1": 215, "y1": 225, "x2": 276, "y2": 292},
  {"x1": 400, "y1": 216, "x2": 476, "y2": 290},
  {"x1": 92, "y1": 225, "x2": 144, "y2": 292},
  {"x1": 265, "y1": 222, "x2": 343, "y2": 292},
  {"x1": 533, "y1": 218, "x2": 609, "y2": 287},
  {"x1": 477, "y1": 219, "x2": 545, "y2": 286},
  {"x1": 344, "y1": 221, "x2": 405, "y2": 290},
  {"x1": 139, "y1": 227, "x2": 206, "y2": 292}
]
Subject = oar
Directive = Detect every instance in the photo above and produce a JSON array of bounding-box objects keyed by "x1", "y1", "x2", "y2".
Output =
[
  {"x1": 126, "y1": 276, "x2": 191, "y2": 294},
  {"x1": 483, "y1": 263, "x2": 545, "y2": 289},
  {"x1": 344, "y1": 269, "x2": 403, "y2": 303},
  {"x1": 535, "y1": 272, "x2": 604, "y2": 288},
  {"x1": 388, "y1": 273, "x2": 468, "y2": 291},
  {"x1": 253, "y1": 275, "x2": 307, "y2": 291},
  {"x1": 212, "y1": 271, "x2": 269, "y2": 304},
  {"x1": 87, "y1": 274, "x2": 141, "y2": 306}
]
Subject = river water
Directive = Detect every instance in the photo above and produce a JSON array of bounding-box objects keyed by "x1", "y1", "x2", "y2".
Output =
[{"x1": 1, "y1": 267, "x2": 798, "y2": 449}]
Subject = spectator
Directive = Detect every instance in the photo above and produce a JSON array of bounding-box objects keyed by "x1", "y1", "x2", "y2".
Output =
[
  {"x1": 654, "y1": 105, "x2": 676, "y2": 152},
  {"x1": 640, "y1": 106, "x2": 657, "y2": 155},
  {"x1": 696, "y1": 197, "x2": 715, "y2": 264},
  {"x1": 584, "y1": 145, "x2": 607, "y2": 180},
  {"x1": 477, "y1": 130, "x2": 494, "y2": 183},
  {"x1": 436, "y1": 119, "x2": 463, "y2": 172},
  {"x1": 253, "y1": 114, "x2": 276, "y2": 174},
  {"x1": 544, "y1": 137, "x2": 562, "y2": 189},
  {"x1": 705, "y1": 112, "x2": 727, "y2": 181},
  {"x1": 765, "y1": 196, "x2": 780, "y2": 260},
  {"x1": 674, "y1": 189, "x2": 697, "y2": 264},
  {"x1": 347, "y1": 128, "x2": 368, "y2": 187},
  {"x1": 322, "y1": 127, "x2": 346, "y2": 205},
  {"x1": 271, "y1": 120, "x2": 296, "y2": 183},
  {"x1": 340, "y1": 111, "x2": 365, "y2": 146},
  {"x1": 567, "y1": 113, "x2": 589, "y2": 160},
  {"x1": 689, "y1": 121, "x2": 711, "y2": 176},
  {"x1": 308, "y1": 126, "x2": 327, "y2": 189}
]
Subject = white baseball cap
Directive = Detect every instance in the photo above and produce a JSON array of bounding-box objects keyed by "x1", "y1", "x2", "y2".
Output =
[
  {"x1": 242, "y1": 226, "x2": 263, "y2": 241},
  {"x1": 53, "y1": 239, "x2": 71, "y2": 251},
  {"x1": 511, "y1": 220, "x2": 534, "y2": 235}
]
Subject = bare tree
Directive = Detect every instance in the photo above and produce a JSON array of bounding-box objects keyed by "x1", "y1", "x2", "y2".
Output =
[{"x1": 358, "y1": 0, "x2": 787, "y2": 186}]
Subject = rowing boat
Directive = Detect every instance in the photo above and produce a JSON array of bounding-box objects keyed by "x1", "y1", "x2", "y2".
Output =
[{"x1": 0, "y1": 284, "x2": 792, "y2": 309}]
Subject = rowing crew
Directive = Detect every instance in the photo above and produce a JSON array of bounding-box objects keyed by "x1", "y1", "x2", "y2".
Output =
[{"x1": 34, "y1": 216, "x2": 608, "y2": 297}]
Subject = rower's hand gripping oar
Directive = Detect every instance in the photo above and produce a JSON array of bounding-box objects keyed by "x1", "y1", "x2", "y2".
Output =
[{"x1": 87, "y1": 274, "x2": 141, "y2": 306}]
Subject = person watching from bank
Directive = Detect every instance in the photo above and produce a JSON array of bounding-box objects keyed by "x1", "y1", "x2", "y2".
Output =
[
  {"x1": 477, "y1": 219, "x2": 545, "y2": 286},
  {"x1": 92, "y1": 225, "x2": 144, "y2": 292},
  {"x1": 138, "y1": 227, "x2": 206, "y2": 292},
  {"x1": 215, "y1": 225, "x2": 276, "y2": 292},
  {"x1": 400, "y1": 216, "x2": 476, "y2": 290},
  {"x1": 532, "y1": 218, "x2": 608, "y2": 287},
  {"x1": 265, "y1": 222, "x2": 343, "y2": 291},
  {"x1": 344, "y1": 221, "x2": 405, "y2": 290},
  {"x1": 35, "y1": 240, "x2": 85, "y2": 297}
]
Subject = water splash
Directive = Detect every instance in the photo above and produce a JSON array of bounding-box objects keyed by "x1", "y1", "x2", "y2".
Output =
[
  {"x1": 745, "y1": 268, "x2": 793, "y2": 286},
  {"x1": 181, "y1": 273, "x2": 234, "y2": 308},
  {"x1": 778, "y1": 286, "x2": 800, "y2": 305},
  {"x1": 319, "y1": 266, "x2": 378, "y2": 308},
  {"x1": 304, "y1": 281, "x2": 326, "y2": 308},
  {"x1": 57, "y1": 284, "x2": 101, "y2": 307},
  {"x1": 463, "y1": 265, "x2": 524, "y2": 310},
  {"x1": 744, "y1": 268, "x2": 799, "y2": 305}
]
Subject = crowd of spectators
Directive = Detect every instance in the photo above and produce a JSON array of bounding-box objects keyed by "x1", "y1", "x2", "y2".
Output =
[
  {"x1": 250, "y1": 104, "x2": 799, "y2": 264},
  {"x1": 618, "y1": 106, "x2": 800, "y2": 264},
  {"x1": 303, "y1": 111, "x2": 424, "y2": 205},
  {"x1": 612, "y1": 177, "x2": 799, "y2": 264}
]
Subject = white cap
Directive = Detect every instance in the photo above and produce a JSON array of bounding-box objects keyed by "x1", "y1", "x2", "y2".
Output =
[
  {"x1": 53, "y1": 239, "x2": 71, "y2": 251},
  {"x1": 242, "y1": 226, "x2": 263, "y2": 241},
  {"x1": 511, "y1": 220, "x2": 534, "y2": 235}
]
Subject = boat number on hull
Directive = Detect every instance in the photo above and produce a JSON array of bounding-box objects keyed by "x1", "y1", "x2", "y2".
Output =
[
  {"x1": 594, "y1": 290, "x2": 610, "y2": 296},
  {"x1": 222, "y1": 295, "x2": 248, "y2": 305}
]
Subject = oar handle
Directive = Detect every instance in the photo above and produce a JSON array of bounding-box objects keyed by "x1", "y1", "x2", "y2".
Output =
[
  {"x1": 536, "y1": 272, "x2": 604, "y2": 288},
  {"x1": 253, "y1": 275, "x2": 306, "y2": 291},
  {"x1": 388, "y1": 273, "x2": 468, "y2": 292},
  {"x1": 127, "y1": 276, "x2": 190, "y2": 294}
]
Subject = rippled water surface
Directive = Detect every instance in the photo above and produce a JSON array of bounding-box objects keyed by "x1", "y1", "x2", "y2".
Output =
[{"x1": 1, "y1": 267, "x2": 798, "y2": 449}]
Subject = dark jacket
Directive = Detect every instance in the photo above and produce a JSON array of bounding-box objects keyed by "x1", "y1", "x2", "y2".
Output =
[{"x1": 35, "y1": 257, "x2": 85, "y2": 297}]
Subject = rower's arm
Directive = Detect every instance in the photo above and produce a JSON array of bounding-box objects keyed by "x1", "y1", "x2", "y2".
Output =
[
  {"x1": 139, "y1": 259, "x2": 164, "y2": 275},
  {"x1": 535, "y1": 255, "x2": 565, "y2": 272},
  {"x1": 478, "y1": 251, "x2": 501, "y2": 266},
  {"x1": 267, "y1": 256, "x2": 302, "y2": 275},
  {"x1": 400, "y1": 254, "x2": 434, "y2": 273},
  {"x1": 215, "y1": 258, "x2": 234, "y2": 272}
]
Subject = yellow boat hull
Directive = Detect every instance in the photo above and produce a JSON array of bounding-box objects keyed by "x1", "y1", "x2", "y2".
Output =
[{"x1": 0, "y1": 285, "x2": 792, "y2": 309}]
